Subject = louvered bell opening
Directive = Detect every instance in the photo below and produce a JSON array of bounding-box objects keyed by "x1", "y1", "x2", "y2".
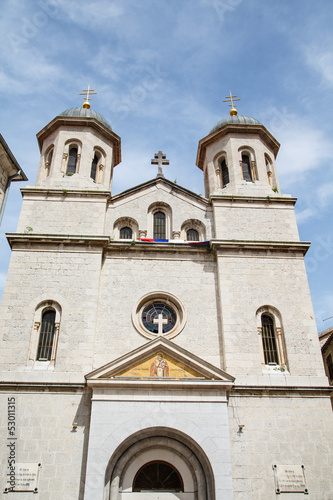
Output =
[
  {"x1": 90, "y1": 153, "x2": 98, "y2": 181},
  {"x1": 242, "y1": 154, "x2": 252, "y2": 181},
  {"x1": 67, "y1": 147, "x2": 78, "y2": 174},
  {"x1": 221, "y1": 158, "x2": 229, "y2": 186}
]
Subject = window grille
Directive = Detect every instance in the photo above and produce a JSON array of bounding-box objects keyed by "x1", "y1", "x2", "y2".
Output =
[
  {"x1": 120, "y1": 226, "x2": 132, "y2": 239},
  {"x1": 261, "y1": 314, "x2": 279, "y2": 364},
  {"x1": 327, "y1": 353, "x2": 333, "y2": 381},
  {"x1": 133, "y1": 461, "x2": 183, "y2": 492},
  {"x1": 154, "y1": 211, "x2": 166, "y2": 239},
  {"x1": 242, "y1": 154, "x2": 252, "y2": 181},
  {"x1": 221, "y1": 158, "x2": 229, "y2": 186},
  {"x1": 37, "y1": 310, "x2": 55, "y2": 361},
  {"x1": 90, "y1": 153, "x2": 98, "y2": 181},
  {"x1": 67, "y1": 147, "x2": 78, "y2": 174},
  {"x1": 187, "y1": 229, "x2": 199, "y2": 241}
]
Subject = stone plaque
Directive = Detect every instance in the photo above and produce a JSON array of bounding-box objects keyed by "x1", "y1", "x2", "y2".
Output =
[
  {"x1": 273, "y1": 464, "x2": 308, "y2": 494},
  {"x1": 4, "y1": 463, "x2": 41, "y2": 493}
]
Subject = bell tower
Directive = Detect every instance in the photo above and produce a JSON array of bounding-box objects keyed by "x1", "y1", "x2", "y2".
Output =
[
  {"x1": 196, "y1": 93, "x2": 280, "y2": 199},
  {"x1": 16, "y1": 90, "x2": 121, "y2": 235},
  {"x1": 196, "y1": 94, "x2": 297, "y2": 242}
]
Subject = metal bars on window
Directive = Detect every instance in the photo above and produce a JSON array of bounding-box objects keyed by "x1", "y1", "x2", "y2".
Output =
[
  {"x1": 153, "y1": 211, "x2": 166, "y2": 239},
  {"x1": 120, "y1": 226, "x2": 133, "y2": 239},
  {"x1": 187, "y1": 229, "x2": 199, "y2": 241},
  {"x1": 261, "y1": 314, "x2": 279, "y2": 364},
  {"x1": 37, "y1": 310, "x2": 56, "y2": 361}
]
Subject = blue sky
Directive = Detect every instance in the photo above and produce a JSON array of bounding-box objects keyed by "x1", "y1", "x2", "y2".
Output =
[{"x1": 0, "y1": 0, "x2": 333, "y2": 332}]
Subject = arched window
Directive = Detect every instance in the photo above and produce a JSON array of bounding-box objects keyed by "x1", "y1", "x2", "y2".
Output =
[
  {"x1": 261, "y1": 314, "x2": 279, "y2": 364},
  {"x1": 133, "y1": 461, "x2": 183, "y2": 492},
  {"x1": 187, "y1": 229, "x2": 199, "y2": 241},
  {"x1": 67, "y1": 146, "x2": 78, "y2": 174},
  {"x1": 120, "y1": 227, "x2": 132, "y2": 239},
  {"x1": 241, "y1": 153, "x2": 252, "y2": 181},
  {"x1": 37, "y1": 309, "x2": 56, "y2": 361},
  {"x1": 326, "y1": 353, "x2": 333, "y2": 381},
  {"x1": 221, "y1": 158, "x2": 229, "y2": 186},
  {"x1": 257, "y1": 306, "x2": 287, "y2": 369},
  {"x1": 44, "y1": 147, "x2": 54, "y2": 178},
  {"x1": 154, "y1": 211, "x2": 166, "y2": 239},
  {"x1": 90, "y1": 153, "x2": 98, "y2": 181}
]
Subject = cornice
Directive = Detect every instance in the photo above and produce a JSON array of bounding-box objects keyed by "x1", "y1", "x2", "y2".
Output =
[
  {"x1": 20, "y1": 187, "x2": 111, "y2": 199},
  {"x1": 230, "y1": 385, "x2": 333, "y2": 397},
  {"x1": 36, "y1": 116, "x2": 121, "y2": 166},
  {"x1": 6, "y1": 234, "x2": 310, "y2": 256},
  {"x1": 211, "y1": 239, "x2": 310, "y2": 255},
  {"x1": 196, "y1": 123, "x2": 280, "y2": 170},
  {"x1": 6, "y1": 233, "x2": 110, "y2": 250},
  {"x1": 210, "y1": 194, "x2": 297, "y2": 206}
]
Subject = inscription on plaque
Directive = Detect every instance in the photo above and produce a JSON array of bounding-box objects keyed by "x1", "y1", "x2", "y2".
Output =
[
  {"x1": 4, "y1": 463, "x2": 41, "y2": 493},
  {"x1": 273, "y1": 464, "x2": 308, "y2": 494}
]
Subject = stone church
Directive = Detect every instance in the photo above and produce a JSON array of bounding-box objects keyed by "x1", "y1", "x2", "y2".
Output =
[{"x1": 0, "y1": 94, "x2": 332, "y2": 500}]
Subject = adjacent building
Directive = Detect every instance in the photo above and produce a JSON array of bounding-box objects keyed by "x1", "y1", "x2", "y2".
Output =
[{"x1": 0, "y1": 134, "x2": 27, "y2": 225}]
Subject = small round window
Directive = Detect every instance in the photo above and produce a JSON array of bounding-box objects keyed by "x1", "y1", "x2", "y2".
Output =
[{"x1": 133, "y1": 292, "x2": 186, "y2": 340}]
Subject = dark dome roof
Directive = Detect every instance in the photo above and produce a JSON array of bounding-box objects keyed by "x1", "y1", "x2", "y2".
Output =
[
  {"x1": 210, "y1": 114, "x2": 262, "y2": 134},
  {"x1": 58, "y1": 107, "x2": 112, "y2": 130}
]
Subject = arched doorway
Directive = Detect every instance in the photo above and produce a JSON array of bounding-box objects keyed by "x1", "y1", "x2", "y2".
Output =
[{"x1": 105, "y1": 428, "x2": 215, "y2": 499}]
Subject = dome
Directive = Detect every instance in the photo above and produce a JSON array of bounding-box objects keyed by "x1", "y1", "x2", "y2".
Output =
[
  {"x1": 210, "y1": 114, "x2": 262, "y2": 134},
  {"x1": 58, "y1": 107, "x2": 112, "y2": 130}
]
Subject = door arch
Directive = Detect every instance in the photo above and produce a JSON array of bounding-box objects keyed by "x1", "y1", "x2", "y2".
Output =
[{"x1": 104, "y1": 427, "x2": 215, "y2": 499}]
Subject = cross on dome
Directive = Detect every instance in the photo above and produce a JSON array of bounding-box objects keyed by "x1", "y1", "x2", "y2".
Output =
[
  {"x1": 151, "y1": 150, "x2": 169, "y2": 178},
  {"x1": 223, "y1": 91, "x2": 240, "y2": 116},
  {"x1": 153, "y1": 314, "x2": 168, "y2": 335},
  {"x1": 79, "y1": 85, "x2": 97, "y2": 109}
]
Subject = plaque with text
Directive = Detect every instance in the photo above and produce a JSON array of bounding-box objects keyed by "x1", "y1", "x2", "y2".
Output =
[
  {"x1": 273, "y1": 464, "x2": 308, "y2": 494},
  {"x1": 4, "y1": 463, "x2": 41, "y2": 493}
]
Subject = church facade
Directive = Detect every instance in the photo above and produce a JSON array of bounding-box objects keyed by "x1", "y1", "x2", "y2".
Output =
[{"x1": 0, "y1": 99, "x2": 332, "y2": 499}]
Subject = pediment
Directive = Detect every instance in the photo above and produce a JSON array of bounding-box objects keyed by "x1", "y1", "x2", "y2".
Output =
[
  {"x1": 85, "y1": 337, "x2": 234, "y2": 386},
  {"x1": 111, "y1": 177, "x2": 208, "y2": 208}
]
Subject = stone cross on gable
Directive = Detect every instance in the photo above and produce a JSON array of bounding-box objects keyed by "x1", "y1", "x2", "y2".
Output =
[
  {"x1": 151, "y1": 150, "x2": 169, "y2": 178},
  {"x1": 153, "y1": 314, "x2": 168, "y2": 335}
]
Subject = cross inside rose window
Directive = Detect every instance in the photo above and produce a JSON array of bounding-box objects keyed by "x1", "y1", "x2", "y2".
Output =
[{"x1": 142, "y1": 302, "x2": 176, "y2": 335}]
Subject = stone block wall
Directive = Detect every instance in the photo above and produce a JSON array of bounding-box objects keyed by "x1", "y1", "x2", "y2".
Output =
[
  {"x1": 216, "y1": 251, "x2": 325, "y2": 382},
  {"x1": 0, "y1": 247, "x2": 103, "y2": 375},
  {"x1": 228, "y1": 392, "x2": 333, "y2": 500},
  {"x1": 93, "y1": 248, "x2": 221, "y2": 369},
  {"x1": 0, "y1": 390, "x2": 90, "y2": 500}
]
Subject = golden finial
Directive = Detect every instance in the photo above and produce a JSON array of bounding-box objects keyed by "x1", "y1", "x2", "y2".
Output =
[
  {"x1": 79, "y1": 85, "x2": 97, "y2": 109},
  {"x1": 223, "y1": 91, "x2": 240, "y2": 116}
]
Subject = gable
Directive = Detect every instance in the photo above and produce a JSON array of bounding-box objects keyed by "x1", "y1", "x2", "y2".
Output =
[
  {"x1": 109, "y1": 351, "x2": 204, "y2": 379},
  {"x1": 86, "y1": 337, "x2": 234, "y2": 387},
  {"x1": 107, "y1": 178, "x2": 211, "y2": 242}
]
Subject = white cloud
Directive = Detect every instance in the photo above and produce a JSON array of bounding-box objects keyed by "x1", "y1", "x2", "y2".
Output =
[
  {"x1": 295, "y1": 207, "x2": 317, "y2": 224},
  {"x1": 264, "y1": 116, "x2": 332, "y2": 186},
  {"x1": 55, "y1": 0, "x2": 125, "y2": 30},
  {"x1": 305, "y1": 46, "x2": 333, "y2": 87},
  {"x1": 316, "y1": 182, "x2": 333, "y2": 208}
]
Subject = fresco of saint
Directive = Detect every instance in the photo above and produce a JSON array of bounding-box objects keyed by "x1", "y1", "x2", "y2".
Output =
[{"x1": 150, "y1": 353, "x2": 169, "y2": 377}]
